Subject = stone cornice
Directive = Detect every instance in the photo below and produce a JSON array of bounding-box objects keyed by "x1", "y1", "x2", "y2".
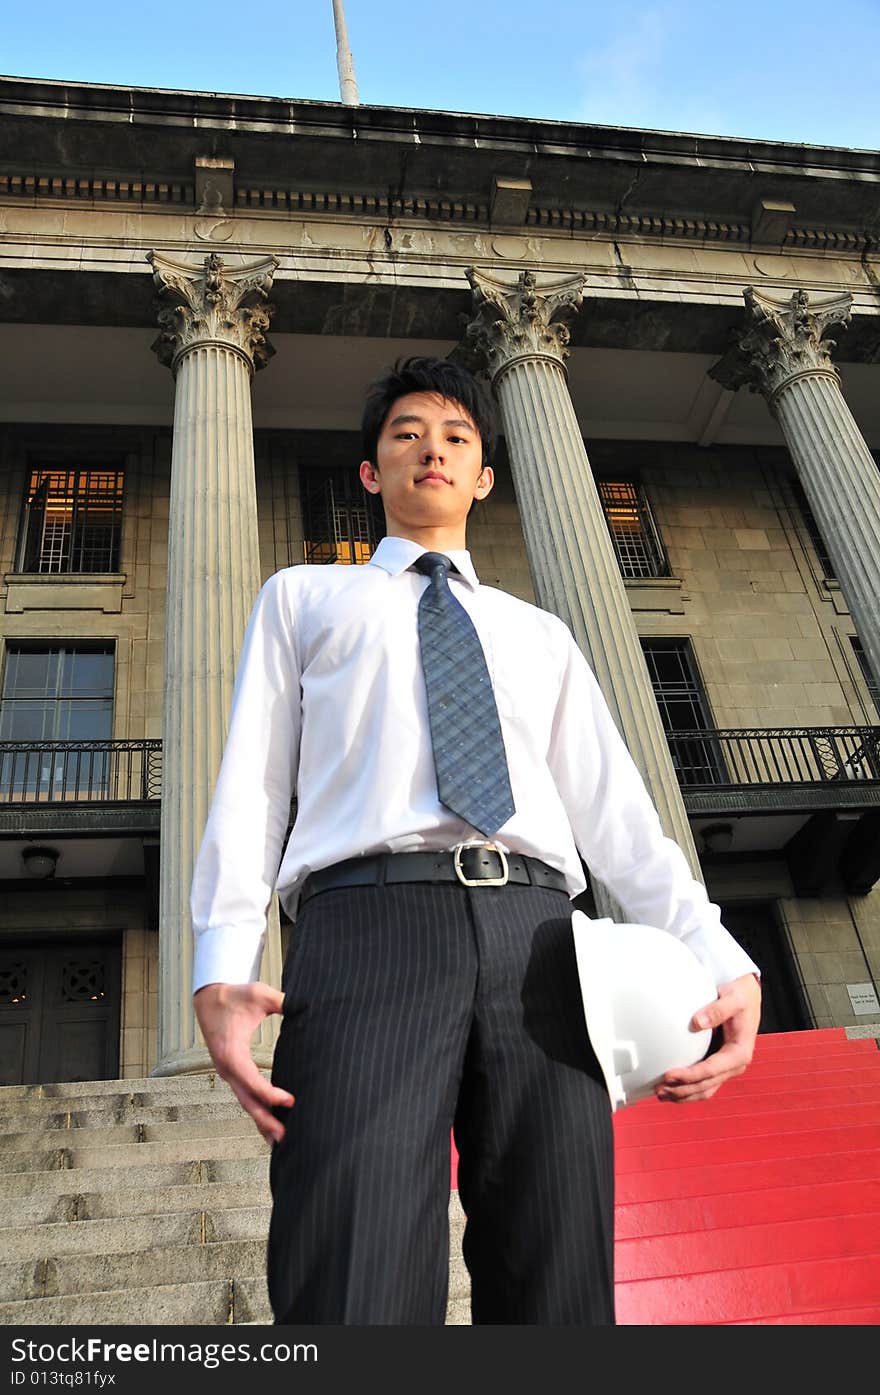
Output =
[
  {"x1": 1, "y1": 171, "x2": 875, "y2": 253},
  {"x1": 0, "y1": 172, "x2": 192, "y2": 203},
  {"x1": 2, "y1": 76, "x2": 878, "y2": 181},
  {"x1": 2, "y1": 77, "x2": 879, "y2": 251}
]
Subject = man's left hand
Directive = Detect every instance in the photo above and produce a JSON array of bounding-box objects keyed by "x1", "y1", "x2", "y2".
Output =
[{"x1": 655, "y1": 972, "x2": 761, "y2": 1103}]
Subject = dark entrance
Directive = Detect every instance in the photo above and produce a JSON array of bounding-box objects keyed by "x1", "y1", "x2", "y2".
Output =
[
  {"x1": 718, "y1": 901, "x2": 811, "y2": 1034},
  {"x1": 0, "y1": 936, "x2": 121, "y2": 1085}
]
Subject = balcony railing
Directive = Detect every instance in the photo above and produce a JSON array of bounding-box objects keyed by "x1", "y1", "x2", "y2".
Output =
[
  {"x1": 667, "y1": 727, "x2": 880, "y2": 789},
  {"x1": 0, "y1": 741, "x2": 162, "y2": 804},
  {"x1": 1, "y1": 728, "x2": 877, "y2": 811}
]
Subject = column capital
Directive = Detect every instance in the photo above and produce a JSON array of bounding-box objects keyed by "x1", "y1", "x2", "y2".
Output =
[
  {"x1": 462, "y1": 267, "x2": 586, "y2": 381},
  {"x1": 710, "y1": 285, "x2": 852, "y2": 405},
  {"x1": 146, "y1": 250, "x2": 280, "y2": 375}
]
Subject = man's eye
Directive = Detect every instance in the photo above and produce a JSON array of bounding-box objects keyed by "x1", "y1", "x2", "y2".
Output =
[{"x1": 448, "y1": 435, "x2": 467, "y2": 444}]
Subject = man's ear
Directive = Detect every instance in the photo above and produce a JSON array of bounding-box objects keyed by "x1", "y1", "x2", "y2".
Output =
[
  {"x1": 474, "y1": 465, "x2": 494, "y2": 501},
  {"x1": 359, "y1": 460, "x2": 381, "y2": 494}
]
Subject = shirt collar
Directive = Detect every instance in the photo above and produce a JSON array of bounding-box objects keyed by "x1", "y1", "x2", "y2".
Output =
[{"x1": 367, "y1": 536, "x2": 480, "y2": 591}]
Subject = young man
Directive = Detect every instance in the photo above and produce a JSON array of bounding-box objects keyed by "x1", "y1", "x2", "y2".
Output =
[{"x1": 192, "y1": 356, "x2": 761, "y2": 1326}]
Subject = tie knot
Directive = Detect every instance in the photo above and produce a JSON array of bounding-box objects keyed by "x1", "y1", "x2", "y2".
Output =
[{"x1": 414, "y1": 552, "x2": 452, "y2": 584}]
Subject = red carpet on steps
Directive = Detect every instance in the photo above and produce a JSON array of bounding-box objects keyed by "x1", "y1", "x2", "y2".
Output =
[
  {"x1": 448, "y1": 1028, "x2": 880, "y2": 1324},
  {"x1": 612, "y1": 1027, "x2": 880, "y2": 1324}
]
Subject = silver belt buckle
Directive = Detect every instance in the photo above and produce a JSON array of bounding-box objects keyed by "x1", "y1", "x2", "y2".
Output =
[{"x1": 453, "y1": 840, "x2": 509, "y2": 888}]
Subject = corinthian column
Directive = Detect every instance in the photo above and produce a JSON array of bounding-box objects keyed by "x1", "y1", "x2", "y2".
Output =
[
  {"x1": 711, "y1": 287, "x2": 880, "y2": 688},
  {"x1": 463, "y1": 267, "x2": 703, "y2": 907},
  {"x1": 147, "y1": 250, "x2": 284, "y2": 1076}
]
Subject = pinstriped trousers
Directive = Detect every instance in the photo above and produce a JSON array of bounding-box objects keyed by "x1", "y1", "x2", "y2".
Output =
[{"x1": 267, "y1": 881, "x2": 615, "y2": 1325}]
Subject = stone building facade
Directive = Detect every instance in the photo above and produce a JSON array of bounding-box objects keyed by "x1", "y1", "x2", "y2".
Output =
[{"x1": 0, "y1": 77, "x2": 878, "y2": 1085}]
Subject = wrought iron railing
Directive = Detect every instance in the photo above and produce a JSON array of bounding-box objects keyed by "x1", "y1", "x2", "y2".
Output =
[
  {"x1": 666, "y1": 727, "x2": 880, "y2": 789},
  {"x1": 0, "y1": 741, "x2": 162, "y2": 804},
  {"x1": 1, "y1": 728, "x2": 877, "y2": 807}
]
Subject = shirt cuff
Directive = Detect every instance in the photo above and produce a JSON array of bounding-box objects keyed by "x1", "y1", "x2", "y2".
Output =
[
  {"x1": 192, "y1": 926, "x2": 265, "y2": 995},
  {"x1": 696, "y1": 933, "x2": 762, "y2": 989}
]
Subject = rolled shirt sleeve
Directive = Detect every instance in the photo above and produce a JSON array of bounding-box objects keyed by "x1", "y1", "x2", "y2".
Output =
[
  {"x1": 547, "y1": 627, "x2": 760, "y2": 988},
  {"x1": 190, "y1": 571, "x2": 301, "y2": 993}
]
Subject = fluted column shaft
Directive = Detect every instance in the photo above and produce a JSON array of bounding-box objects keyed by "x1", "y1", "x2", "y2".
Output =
[
  {"x1": 776, "y1": 375, "x2": 880, "y2": 685},
  {"x1": 464, "y1": 269, "x2": 703, "y2": 912},
  {"x1": 147, "y1": 252, "x2": 282, "y2": 1076},
  {"x1": 712, "y1": 287, "x2": 880, "y2": 689}
]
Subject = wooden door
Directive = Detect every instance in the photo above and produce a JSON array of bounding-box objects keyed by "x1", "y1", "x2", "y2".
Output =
[{"x1": 0, "y1": 937, "x2": 121, "y2": 1085}]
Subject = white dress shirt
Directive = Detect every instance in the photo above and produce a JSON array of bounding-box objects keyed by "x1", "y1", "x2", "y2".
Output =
[{"x1": 191, "y1": 535, "x2": 760, "y2": 993}]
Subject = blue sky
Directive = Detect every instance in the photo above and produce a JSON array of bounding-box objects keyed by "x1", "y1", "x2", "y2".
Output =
[{"x1": 4, "y1": 0, "x2": 878, "y2": 149}]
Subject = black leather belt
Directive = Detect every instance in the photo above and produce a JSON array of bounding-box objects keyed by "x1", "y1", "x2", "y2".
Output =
[{"x1": 298, "y1": 844, "x2": 568, "y2": 908}]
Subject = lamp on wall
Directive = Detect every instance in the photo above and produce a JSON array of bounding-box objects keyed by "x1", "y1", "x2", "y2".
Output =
[
  {"x1": 21, "y1": 846, "x2": 60, "y2": 879},
  {"x1": 700, "y1": 823, "x2": 734, "y2": 855}
]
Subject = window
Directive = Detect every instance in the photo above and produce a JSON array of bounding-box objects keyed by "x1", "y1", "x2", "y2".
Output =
[
  {"x1": 852, "y1": 637, "x2": 879, "y2": 715},
  {"x1": 17, "y1": 468, "x2": 124, "y2": 574},
  {"x1": 791, "y1": 478, "x2": 835, "y2": 579},
  {"x1": 0, "y1": 644, "x2": 114, "y2": 798},
  {"x1": 640, "y1": 638, "x2": 725, "y2": 784},
  {"x1": 597, "y1": 481, "x2": 670, "y2": 579},
  {"x1": 300, "y1": 467, "x2": 384, "y2": 566}
]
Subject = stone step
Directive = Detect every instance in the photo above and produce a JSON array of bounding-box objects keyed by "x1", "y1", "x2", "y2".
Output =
[
  {"x1": 0, "y1": 1237, "x2": 267, "y2": 1304},
  {"x1": 0, "y1": 1115, "x2": 257, "y2": 1154},
  {"x1": 0, "y1": 1099, "x2": 247, "y2": 1133},
  {"x1": 0, "y1": 1085, "x2": 241, "y2": 1121},
  {"x1": 0, "y1": 1071, "x2": 472, "y2": 1328},
  {"x1": 0, "y1": 1240, "x2": 466, "y2": 1324},
  {"x1": 0, "y1": 1204, "x2": 272, "y2": 1263},
  {"x1": 229, "y1": 1275, "x2": 466, "y2": 1326},
  {"x1": 0, "y1": 1154, "x2": 270, "y2": 1199},
  {"x1": 0, "y1": 1279, "x2": 236, "y2": 1326},
  {"x1": 0, "y1": 1075, "x2": 234, "y2": 1106},
  {"x1": 446, "y1": 1296, "x2": 471, "y2": 1325},
  {"x1": 0, "y1": 1197, "x2": 468, "y2": 1308},
  {"x1": 0, "y1": 1134, "x2": 271, "y2": 1175},
  {"x1": 5, "y1": 1180, "x2": 272, "y2": 1227},
  {"x1": 228, "y1": 1276, "x2": 273, "y2": 1324},
  {"x1": 0, "y1": 1210, "x2": 202, "y2": 1262}
]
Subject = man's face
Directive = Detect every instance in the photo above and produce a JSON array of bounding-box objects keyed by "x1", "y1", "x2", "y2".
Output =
[{"x1": 359, "y1": 391, "x2": 494, "y2": 538}]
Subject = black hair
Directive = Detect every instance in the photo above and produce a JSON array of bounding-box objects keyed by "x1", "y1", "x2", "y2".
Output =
[{"x1": 360, "y1": 356, "x2": 497, "y2": 471}]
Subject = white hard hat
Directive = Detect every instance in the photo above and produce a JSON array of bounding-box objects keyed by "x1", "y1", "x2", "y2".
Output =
[{"x1": 571, "y1": 911, "x2": 717, "y2": 1111}]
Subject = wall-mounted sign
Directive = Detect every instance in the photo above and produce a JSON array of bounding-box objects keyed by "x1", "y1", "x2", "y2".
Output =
[{"x1": 846, "y1": 982, "x2": 880, "y2": 1016}]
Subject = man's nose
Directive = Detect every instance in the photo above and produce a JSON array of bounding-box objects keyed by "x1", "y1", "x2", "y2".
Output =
[{"x1": 419, "y1": 436, "x2": 444, "y2": 463}]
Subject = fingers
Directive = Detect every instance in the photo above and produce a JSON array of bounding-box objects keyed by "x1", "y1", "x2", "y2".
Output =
[
  {"x1": 692, "y1": 979, "x2": 759, "y2": 1032},
  {"x1": 217, "y1": 1051, "x2": 295, "y2": 1144},
  {"x1": 661, "y1": 1049, "x2": 753, "y2": 1093},
  {"x1": 656, "y1": 977, "x2": 761, "y2": 1105},
  {"x1": 219, "y1": 1028, "x2": 295, "y2": 1130},
  {"x1": 193, "y1": 980, "x2": 295, "y2": 1143},
  {"x1": 229, "y1": 1076, "x2": 292, "y2": 1145},
  {"x1": 656, "y1": 1038, "x2": 753, "y2": 1102},
  {"x1": 691, "y1": 995, "x2": 736, "y2": 1031},
  {"x1": 250, "y1": 984, "x2": 285, "y2": 1016}
]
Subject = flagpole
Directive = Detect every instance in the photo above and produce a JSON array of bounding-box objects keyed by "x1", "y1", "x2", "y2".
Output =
[{"x1": 331, "y1": 0, "x2": 360, "y2": 105}]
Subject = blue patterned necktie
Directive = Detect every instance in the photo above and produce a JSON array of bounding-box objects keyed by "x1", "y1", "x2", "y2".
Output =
[{"x1": 413, "y1": 552, "x2": 516, "y2": 837}]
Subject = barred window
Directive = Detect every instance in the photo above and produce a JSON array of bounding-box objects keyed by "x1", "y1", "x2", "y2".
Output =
[
  {"x1": 0, "y1": 644, "x2": 115, "y2": 798},
  {"x1": 851, "y1": 637, "x2": 879, "y2": 715},
  {"x1": 597, "y1": 481, "x2": 670, "y2": 579},
  {"x1": 300, "y1": 467, "x2": 384, "y2": 566},
  {"x1": 640, "y1": 638, "x2": 725, "y2": 785},
  {"x1": 18, "y1": 468, "x2": 124, "y2": 574},
  {"x1": 791, "y1": 478, "x2": 835, "y2": 579}
]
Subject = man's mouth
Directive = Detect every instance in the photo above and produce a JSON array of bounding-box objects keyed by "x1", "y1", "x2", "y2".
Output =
[{"x1": 416, "y1": 471, "x2": 450, "y2": 484}]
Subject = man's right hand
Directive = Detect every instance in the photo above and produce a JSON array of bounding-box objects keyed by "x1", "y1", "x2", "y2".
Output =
[{"x1": 193, "y1": 982, "x2": 294, "y2": 1144}]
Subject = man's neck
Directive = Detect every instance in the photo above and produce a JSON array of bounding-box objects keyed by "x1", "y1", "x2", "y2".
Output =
[{"x1": 385, "y1": 526, "x2": 468, "y2": 553}]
